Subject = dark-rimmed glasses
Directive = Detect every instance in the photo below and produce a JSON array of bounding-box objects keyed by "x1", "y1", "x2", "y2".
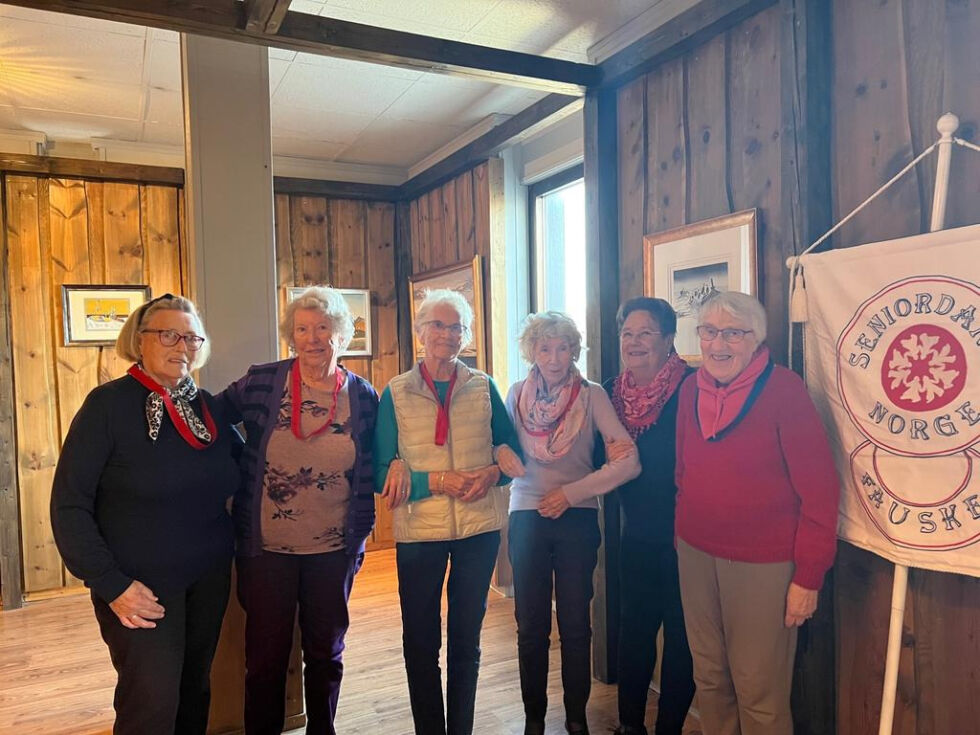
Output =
[
  {"x1": 422, "y1": 320, "x2": 465, "y2": 336},
  {"x1": 141, "y1": 329, "x2": 206, "y2": 350},
  {"x1": 696, "y1": 326, "x2": 754, "y2": 344}
]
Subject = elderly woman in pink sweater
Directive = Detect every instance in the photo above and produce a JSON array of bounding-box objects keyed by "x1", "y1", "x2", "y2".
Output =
[{"x1": 505, "y1": 311, "x2": 641, "y2": 735}]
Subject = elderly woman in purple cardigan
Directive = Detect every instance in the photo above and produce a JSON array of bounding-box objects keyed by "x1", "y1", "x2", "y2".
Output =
[{"x1": 218, "y1": 286, "x2": 379, "y2": 735}]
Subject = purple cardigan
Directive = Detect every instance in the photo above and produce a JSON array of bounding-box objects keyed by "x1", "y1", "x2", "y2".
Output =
[{"x1": 217, "y1": 359, "x2": 379, "y2": 558}]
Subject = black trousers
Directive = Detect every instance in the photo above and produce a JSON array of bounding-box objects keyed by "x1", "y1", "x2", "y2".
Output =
[
  {"x1": 617, "y1": 539, "x2": 695, "y2": 734},
  {"x1": 508, "y1": 508, "x2": 601, "y2": 725},
  {"x1": 396, "y1": 530, "x2": 501, "y2": 735},
  {"x1": 92, "y1": 561, "x2": 231, "y2": 735},
  {"x1": 236, "y1": 549, "x2": 363, "y2": 735}
]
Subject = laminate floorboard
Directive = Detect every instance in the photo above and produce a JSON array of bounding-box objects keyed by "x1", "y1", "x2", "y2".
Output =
[{"x1": 0, "y1": 549, "x2": 701, "y2": 734}]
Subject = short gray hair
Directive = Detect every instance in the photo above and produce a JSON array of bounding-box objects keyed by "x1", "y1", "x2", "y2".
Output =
[
  {"x1": 281, "y1": 286, "x2": 354, "y2": 351},
  {"x1": 518, "y1": 311, "x2": 583, "y2": 364},
  {"x1": 116, "y1": 294, "x2": 211, "y2": 369},
  {"x1": 414, "y1": 288, "x2": 473, "y2": 350},
  {"x1": 698, "y1": 291, "x2": 768, "y2": 343}
]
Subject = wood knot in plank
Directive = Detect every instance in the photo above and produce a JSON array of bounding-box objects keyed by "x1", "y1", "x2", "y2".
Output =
[
  {"x1": 855, "y1": 82, "x2": 868, "y2": 98},
  {"x1": 745, "y1": 137, "x2": 762, "y2": 156}
]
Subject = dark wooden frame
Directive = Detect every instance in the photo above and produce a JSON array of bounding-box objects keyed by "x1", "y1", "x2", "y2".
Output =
[
  {"x1": 0, "y1": 153, "x2": 183, "y2": 186},
  {"x1": 526, "y1": 163, "x2": 585, "y2": 314},
  {"x1": 61, "y1": 284, "x2": 152, "y2": 347}
]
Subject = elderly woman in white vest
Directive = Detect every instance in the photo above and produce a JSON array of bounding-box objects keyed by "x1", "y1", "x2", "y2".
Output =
[
  {"x1": 373, "y1": 288, "x2": 525, "y2": 735},
  {"x1": 505, "y1": 311, "x2": 641, "y2": 735}
]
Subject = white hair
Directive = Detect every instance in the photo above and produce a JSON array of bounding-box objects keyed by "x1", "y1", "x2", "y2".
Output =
[
  {"x1": 698, "y1": 291, "x2": 767, "y2": 342},
  {"x1": 280, "y1": 286, "x2": 355, "y2": 351},
  {"x1": 518, "y1": 311, "x2": 583, "y2": 364},
  {"x1": 414, "y1": 288, "x2": 474, "y2": 349}
]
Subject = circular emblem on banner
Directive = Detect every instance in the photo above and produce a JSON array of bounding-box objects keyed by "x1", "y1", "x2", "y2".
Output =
[{"x1": 838, "y1": 276, "x2": 980, "y2": 457}]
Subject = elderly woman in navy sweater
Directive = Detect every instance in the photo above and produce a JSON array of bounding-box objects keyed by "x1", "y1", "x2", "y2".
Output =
[
  {"x1": 51, "y1": 294, "x2": 239, "y2": 735},
  {"x1": 506, "y1": 311, "x2": 641, "y2": 735},
  {"x1": 219, "y1": 286, "x2": 379, "y2": 735},
  {"x1": 675, "y1": 291, "x2": 838, "y2": 735}
]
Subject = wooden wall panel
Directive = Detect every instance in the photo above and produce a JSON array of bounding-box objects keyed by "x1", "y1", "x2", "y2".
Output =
[
  {"x1": 644, "y1": 60, "x2": 686, "y2": 235},
  {"x1": 686, "y1": 33, "x2": 731, "y2": 223},
  {"x1": 3, "y1": 175, "x2": 185, "y2": 596},
  {"x1": 617, "y1": 77, "x2": 646, "y2": 304}
]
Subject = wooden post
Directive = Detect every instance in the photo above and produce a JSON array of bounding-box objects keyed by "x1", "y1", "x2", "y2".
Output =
[
  {"x1": 0, "y1": 177, "x2": 23, "y2": 610},
  {"x1": 584, "y1": 87, "x2": 621, "y2": 683}
]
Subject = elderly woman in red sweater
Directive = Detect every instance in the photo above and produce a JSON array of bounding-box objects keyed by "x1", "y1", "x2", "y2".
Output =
[{"x1": 674, "y1": 291, "x2": 838, "y2": 735}]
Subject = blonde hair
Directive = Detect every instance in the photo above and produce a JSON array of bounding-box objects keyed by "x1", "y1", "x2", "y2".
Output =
[
  {"x1": 414, "y1": 288, "x2": 474, "y2": 350},
  {"x1": 115, "y1": 294, "x2": 211, "y2": 369},
  {"x1": 518, "y1": 311, "x2": 583, "y2": 364},
  {"x1": 280, "y1": 286, "x2": 355, "y2": 351}
]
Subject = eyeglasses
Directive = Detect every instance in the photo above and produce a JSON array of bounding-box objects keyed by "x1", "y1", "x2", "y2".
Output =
[
  {"x1": 141, "y1": 329, "x2": 206, "y2": 350},
  {"x1": 422, "y1": 320, "x2": 465, "y2": 336},
  {"x1": 620, "y1": 329, "x2": 663, "y2": 341},
  {"x1": 696, "y1": 326, "x2": 754, "y2": 344}
]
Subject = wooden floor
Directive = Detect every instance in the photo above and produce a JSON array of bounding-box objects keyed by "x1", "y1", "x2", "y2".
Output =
[{"x1": 0, "y1": 549, "x2": 701, "y2": 734}]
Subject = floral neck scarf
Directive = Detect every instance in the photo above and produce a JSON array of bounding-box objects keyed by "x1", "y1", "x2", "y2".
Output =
[
  {"x1": 612, "y1": 352, "x2": 689, "y2": 439},
  {"x1": 517, "y1": 365, "x2": 587, "y2": 463}
]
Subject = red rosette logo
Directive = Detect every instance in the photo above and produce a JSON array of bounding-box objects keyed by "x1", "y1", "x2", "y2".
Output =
[{"x1": 881, "y1": 325, "x2": 966, "y2": 412}]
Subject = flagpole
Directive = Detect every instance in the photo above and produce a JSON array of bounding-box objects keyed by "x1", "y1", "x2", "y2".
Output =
[{"x1": 876, "y1": 112, "x2": 959, "y2": 735}]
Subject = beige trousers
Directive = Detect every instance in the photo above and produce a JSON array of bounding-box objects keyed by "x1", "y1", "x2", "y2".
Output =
[{"x1": 676, "y1": 539, "x2": 797, "y2": 735}]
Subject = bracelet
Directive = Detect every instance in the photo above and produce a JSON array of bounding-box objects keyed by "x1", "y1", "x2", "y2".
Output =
[{"x1": 439, "y1": 471, "x2": 446, "y2": 495}]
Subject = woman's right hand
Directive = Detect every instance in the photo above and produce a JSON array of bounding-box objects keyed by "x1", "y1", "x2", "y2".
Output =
[
  {"x1": 382, "y1": 458, "x2": 411, "y2": 510},
  {"x1": 434, "y1": 471, "x2": 472, "y2": 498},
  {"x1": 110, "y1": 580, "x2": 166, "y2": 629}
]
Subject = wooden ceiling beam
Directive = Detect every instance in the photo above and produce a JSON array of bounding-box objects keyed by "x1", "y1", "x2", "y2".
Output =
[
  {"x1": 598, "y1": 0, "x2": 777, "y2": 89},
  {"x1": 244, "y1": 0, "x2": 291, "y2": 34},
  {"x1": 3, "y1": 0, "x2": 598, "y2": 94}
]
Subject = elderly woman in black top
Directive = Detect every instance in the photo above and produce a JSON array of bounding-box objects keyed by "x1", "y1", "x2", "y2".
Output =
[
  {"x1": 607, "y1": 298, "x2": 696, "y2": 735},
  {"x1": 51, "y1": 294, "x2": 239, "y2": 735}
]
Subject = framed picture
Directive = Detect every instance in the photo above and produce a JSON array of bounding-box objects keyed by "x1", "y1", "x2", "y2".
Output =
[
  {"x1": 409, "y1": 255, "x2": 486, "y2": 371},
  {"x1": 286, "y1": 286, "x2": 373, "y2": 357},
  {"x1": 643, "y1": 209, "x2": 758, "y2": 361},
  {"x1": 62, "y1": 284, "x2": 150, "y2": 346}
]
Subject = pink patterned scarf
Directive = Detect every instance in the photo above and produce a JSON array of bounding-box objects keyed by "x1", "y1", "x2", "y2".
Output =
[
  {"x1": 696, "y1": 346, "x2": 771, "y2": 439},
  {"x1": 517, "y1": 365, "x2": 587, "y2": 463},
  {"x1": 612, "y1": 352, "x2": 689, "y2": 439}
]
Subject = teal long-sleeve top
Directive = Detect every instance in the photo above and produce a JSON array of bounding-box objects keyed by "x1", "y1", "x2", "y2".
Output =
[{"x1": 373, "y1": 377, "x2": 522, "y2": 501}]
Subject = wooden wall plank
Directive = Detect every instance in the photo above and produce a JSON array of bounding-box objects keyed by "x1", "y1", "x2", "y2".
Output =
[
  {"x1": 644, "y1": 58, "x2": 687, "y2": 234},
  {"x1": 289, "y1": 196, "x2": 329, "y2": 286},
  {"x1": 0, "y1": 174, "x2": 24, "y2": 609},
  {"x1": 330, "y1": 199, "x2": 369, "y2": 377},
  {"x1": 274, "y1": 193, "x2": 294, "y2": 358},
  {"x1": 99, "y1": 183, "x2": 143, "y2": 383},
  {"x1": 832, "y1": 0, "x2": 920, "y2": 248},
  {"x1": 455, "y1": 170, "x2": 476, "y2": 260},
  {"x1": 409, "y1": 199, "x2": 422, "y2": 274},
  {"x1": 395, "y1": 201, "x2": 414, "y2": 378},
  {"x1": 416, "y1": 192, "x2": 432, "y2": 273},
  {"x1": 728, "y1": 7, "x2": 786, "y2": 361},
  {"x1": 441, "y1": 178, "x2": 459, "y2": 266},
  {"x1": 142, "y1": 186, "x2": 182, "y2": 300},
  {"x1": 428, "y1": 188, "x2": 446, "y2": 269},
  {"x1": 943, "y1": 0, "x2": 980, "y2": 230},
  {"x1": 616, "y1": 77, "x2": 647, "y2": 304},
  {"x1": 686, "y1": 33, "x2": 731, "y2": 222},
  {"x1": 5, "y1": 176, "x2": 62, "y2": 593}
]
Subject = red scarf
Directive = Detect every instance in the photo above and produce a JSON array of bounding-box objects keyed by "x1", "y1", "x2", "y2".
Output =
[
  {"x1": 127, "y1": 364, "x2": 216, "y2": 450},
  {"x1": 290, "y1": 361, "x2": 345, "y2": 440},
  {"x1": 696, "y1": 346, "x2": 771, "y2": 440},
  {"x1": 517, "y1": 365, "x2": 587, "y2": 463},
  {"x1": 612, "y1": 352, "x2": 688, "y2": 439},
  {"x1": 419, "y1": 361, "x2": 457, "y2": 446}
]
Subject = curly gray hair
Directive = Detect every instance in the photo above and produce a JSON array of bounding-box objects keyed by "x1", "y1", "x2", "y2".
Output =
[
  {"x1": 281, "y1": 286, "x2": 355, "y2": 351},
  {"x1": 518, "y1": 311, "x2": 583, "y2": 364}
]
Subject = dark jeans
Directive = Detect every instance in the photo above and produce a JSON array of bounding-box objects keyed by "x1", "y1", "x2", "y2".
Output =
[
  {"x1": 236, "y1": 549, "x2": 363, "y2": 735},
  {"x1": 508, "y1": 508, "x2": 601, "y2": 725},
  {"x1": 92, "y1": 561, "x2": 231, "y2": 735},
  {"x1": 617, "y1": 539, "x2": 695, "y2": 734},
  {"x1": 396, "y1": 530, "x2": 501, "y2": 735}
]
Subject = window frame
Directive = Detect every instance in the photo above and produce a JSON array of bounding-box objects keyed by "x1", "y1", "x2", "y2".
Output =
[{"x1": 527, "y1": 162, "x2": 585, "y2": 313}]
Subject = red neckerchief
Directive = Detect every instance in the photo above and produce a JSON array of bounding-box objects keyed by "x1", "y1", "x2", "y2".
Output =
[
  {"x1": 290, "y1": 360, "x2": 344, "y2": 440},
  {"x1": 127, "y1": 364, "x2": 216, "y2": 450},
  {"x1": 419, "y1": 361, "x2": 457, "y2": 446}
]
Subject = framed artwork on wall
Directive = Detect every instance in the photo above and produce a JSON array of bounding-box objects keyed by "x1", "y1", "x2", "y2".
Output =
[
  {"x1": 286, "y1": 286, "x2": 373, "y2": 357},
  {"x1": 409, "y1": 255, "x2": 486, "y2": 371},
  {"x1": 62, "y1": 284, "x2": 151, "y2": 346},
  {"x1": 643, "y1": 209, "x2": 758, "y2": 361}
]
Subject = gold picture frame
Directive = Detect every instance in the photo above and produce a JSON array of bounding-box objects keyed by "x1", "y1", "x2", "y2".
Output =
[
  {"x1": 409, "y1": 255, "x2": 486, "y2": 371},
  {"x1": 643, "y1": 209, "x2": 758, "y2": 362}
]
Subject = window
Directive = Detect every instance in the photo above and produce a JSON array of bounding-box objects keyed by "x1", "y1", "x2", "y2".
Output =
[{"x1": 529, "y1": 164, "x2": 587, "y2": 373}]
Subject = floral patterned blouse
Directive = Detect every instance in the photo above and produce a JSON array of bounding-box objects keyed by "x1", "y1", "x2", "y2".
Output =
[{"x1": 260, "y1": 374, "x2": 354, "y2": 554}]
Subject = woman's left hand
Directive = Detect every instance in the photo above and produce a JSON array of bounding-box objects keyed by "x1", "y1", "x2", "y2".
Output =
[
  {"x1": 458, "y1": 465, "x2": 501, "y2": 503},
  {"x1": 784, "y1": 582, "x2": 818, "y2": 627},
  {"x1": 538, "y1": 488, "x2": 571, "y2": 519}
]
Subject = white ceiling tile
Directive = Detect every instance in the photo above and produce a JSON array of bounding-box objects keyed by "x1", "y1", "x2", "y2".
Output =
[
  {"x1": 16, "y1": 108, "x2": 141, "y2": 141},
  {"x1": 273, "y1": 63, "x2": 414, "y2": 117},
  {"x1": 291, "y1": 0, "x2": 327, "y2": 14},
  {"x1": 270, "y1": 105, "x2": 374, "y2": 144},
  {"x1": 0, "y1": 5, "x2": 146, "y2": 36},
  {"x1": 147, "y1": 39, "x2": 182, "y2": 93},
  {"x1": 291, "y1": 51, "x2": 423, "y2": 82},
  {"x1": 380, "y1": 76, "x2": 498, "y2": 124},
  {"x1": 269, "y1": 47, "x2": 298, "y2": 62},
  {"x1": 269, "y1": 58, "x2": 290, "y2": 94},
  {"x1": 149, "y1": 28, "x2": 180, "y2": 44},
  {"x1": 141, "y1": 122, "x2": 185, "y2": 146},
  {"x1": 339, "y1": 118, "x2": 468, "y2": 167},
  {"x1": 319, "y1": 0, "x2": 498, "y2": 33},
  {"x1": 146, "y1": 89, "x2": 183, "y2": 125},
  {"x1": 272, "y1": 136, "x2": 347, "y2": 160}
]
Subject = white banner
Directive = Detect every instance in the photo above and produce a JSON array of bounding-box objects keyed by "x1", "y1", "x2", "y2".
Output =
[{"x1": 800, "y1": 224, "x2": 980, "y2": 577}]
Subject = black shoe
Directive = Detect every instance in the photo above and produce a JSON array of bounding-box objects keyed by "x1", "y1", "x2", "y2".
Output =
[
  {"x1": 565, "y1": 722, "x2": 590, "y2": 735},
  {"x1": 525, "y1": 721, "x2": 546, "y2": 735},
  {"x1": 613, "y1": 726, "x2": 648, "y2": 735}
]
